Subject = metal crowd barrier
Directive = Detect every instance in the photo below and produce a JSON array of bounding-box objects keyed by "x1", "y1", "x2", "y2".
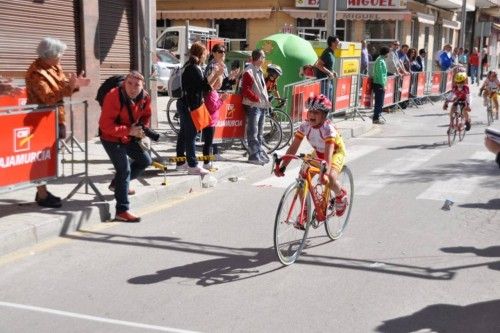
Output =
[{"x1": 0, "y1": 100, "x2": 104, "y2": 201}]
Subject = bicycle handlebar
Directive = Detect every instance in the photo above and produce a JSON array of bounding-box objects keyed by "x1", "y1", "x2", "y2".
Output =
[{"x1": 272, "y1": 153, "x2": 327, "y2": 177}]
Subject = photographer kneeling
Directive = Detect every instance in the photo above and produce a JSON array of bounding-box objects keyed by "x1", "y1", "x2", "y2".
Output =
[{"x1": 98, "y1": 71, "x2": 153, "y2": 222}]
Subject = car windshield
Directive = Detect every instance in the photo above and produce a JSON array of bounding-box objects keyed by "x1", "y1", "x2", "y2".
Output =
[{"x1": 156, "y1": 50, "x2": 180, "y2": 65}]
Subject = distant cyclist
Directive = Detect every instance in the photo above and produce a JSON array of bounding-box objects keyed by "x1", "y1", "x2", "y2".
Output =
[
  {"x1": 274, "y1": 94, "x2": 348, "y2": 217},
  {"x1": 443, "y1": 71, "x2": 472, "y2": 131},
  {"x1": 265, "y1": 63, "x2": 282, "y2": 101},
  {"x1": 479, "y1": 70, "x2": 499, "y2": 118}
]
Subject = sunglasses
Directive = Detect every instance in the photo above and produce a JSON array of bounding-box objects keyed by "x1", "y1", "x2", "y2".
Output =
[{"x1": 216, "y1": 50, "x2": 226, "y2": 54}]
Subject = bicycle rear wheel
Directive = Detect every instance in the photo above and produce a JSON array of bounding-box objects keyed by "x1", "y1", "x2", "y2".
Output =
[
  {"x1": 271, "y1": 109, "x2": 293, "y2": 150},
  {"x1": 325, "y1": 166, "x2": 354, "y2": 240},
  {"x1": 241, "y1": 115, "x2": 283, "y2": 154},
  {"x1": 166, "y1": 97, "x2": 180, "y2": 134},
  {"x1": 274, "y1": 182, "x2": 311, "y2": 265},
  {"x1": 487, "y1": 106, "x2": 493, "y2": 126}
]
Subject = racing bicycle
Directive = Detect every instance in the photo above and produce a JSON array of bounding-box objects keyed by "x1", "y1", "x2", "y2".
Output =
[
  {"x1": 446, "y1": 101, "x2": 467, "y2": 147},
  {"x1": 272, "y1": 154, "x2": 354, "y2": 265}
]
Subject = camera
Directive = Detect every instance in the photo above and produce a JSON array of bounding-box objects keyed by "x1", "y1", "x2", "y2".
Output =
[{"x1": 139, "y1": 122, "x2": 160, "y2": 142}]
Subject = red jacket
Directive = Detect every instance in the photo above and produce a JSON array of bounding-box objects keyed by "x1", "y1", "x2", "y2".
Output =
[
  {"x1": 99, "y1": 87, "x2": 151, "y2": 143},
  {"x1": 469, "y1": 53, "x2": 479, "y2": 66}
]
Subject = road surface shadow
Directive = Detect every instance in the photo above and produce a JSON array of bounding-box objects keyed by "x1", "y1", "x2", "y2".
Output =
[
  {"x1": 441, "y1": 246, "x2": 500, "y2": 271},
  {"x1": 459, "y1": 198, "x2": 500, "y2": 210},
  {"x1": 375, "y1": 299, "x2": 500, "y2": 333}
]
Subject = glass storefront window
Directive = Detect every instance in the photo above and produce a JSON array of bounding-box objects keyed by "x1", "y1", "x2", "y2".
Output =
[
  {"x1": 364, "y1": 21, "x2": 396, "y2": 40},
  {"x1": 215, "y1": 19, "x2": 246, "y2": 39}
]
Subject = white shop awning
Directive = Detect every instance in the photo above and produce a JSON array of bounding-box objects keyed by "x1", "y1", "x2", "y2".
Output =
[
  {"x1": 442, "y1": 19, "x2": 461, "y2": 30},
  {"x1": 416, "y1": 13, "x2": 436, "y2": 25},
  {"x1": 156, "y1": 8, "x2": 273, "y2": 20}
]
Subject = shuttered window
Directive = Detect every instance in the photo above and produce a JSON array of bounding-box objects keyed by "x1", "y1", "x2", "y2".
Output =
[
  {"x1": 0, "y1": 0, "x2": 80, "y2": 79},
  {"x1": 98, "y1": 0, "x2": 135, "y2": 81}
]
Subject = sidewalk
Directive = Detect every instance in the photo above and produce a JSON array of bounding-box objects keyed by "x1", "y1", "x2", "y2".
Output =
[{"x1": 0, "y1": 96, "x2": 374, "y2": 256}]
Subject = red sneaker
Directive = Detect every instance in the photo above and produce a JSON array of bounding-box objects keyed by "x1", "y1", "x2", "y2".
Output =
[
  {"x1": 115, "y1": 211, "x2": 141, "y2": 223},
  {"x1": 335, "y1": 189, "x2": 348, "y2": 217}
]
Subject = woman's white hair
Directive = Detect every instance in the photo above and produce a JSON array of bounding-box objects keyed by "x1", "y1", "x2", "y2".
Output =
[{"x1": 36, "y1": 37, "x2": 67, "y2": 59}]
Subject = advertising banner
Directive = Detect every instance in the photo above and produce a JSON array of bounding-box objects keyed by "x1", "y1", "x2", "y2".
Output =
[
  {"x1": 400, "y1": 74, "x2": 411, "y2": 101},
  {"x1": 431, "y1": 72, "x2": 442, "y2": 95},
  {"x1": 0, "y1": 88, "x2": 27, "y2": 109},
  {"x1": 383, "y1": 76, "x2": 396, "y2": 106},
  {"x1": 214, "y1": 94, "x2": 246, "y2": 140},
  {"x1": 335, "y1": 76, "x2": 352, "y2": 111},
  {"x1": 292, "y1": 80, "x2": 321, "y2": 121},
  {"x1": 0, "y1": 108, "x2": 58, "y2": 190},
  {"x1": 416, "y1": 72, "x2": 426, "y2": 97},
  {"x1": 360, "y1": 76, "x2": 373, "y2": 107},
  {"x1": 445, "y1": 71, "x2": 453, "y2": 92}
]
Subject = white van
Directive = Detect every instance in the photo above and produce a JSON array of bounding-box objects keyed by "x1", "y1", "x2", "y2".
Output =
[{"x1": 156, "y1": 24, "x2": 218, "y2": 65}]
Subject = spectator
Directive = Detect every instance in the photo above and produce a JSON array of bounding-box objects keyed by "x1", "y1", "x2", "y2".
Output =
[
  {"x1": 205, "y1": 43, "x2": 239, "y2": 92},
  {"x1": 372, "y1": 46, "x2": 390, "y2": 125},
  {"x1": 314, "y1": 35, "x2": 340, "y2": 99},
  {"x1": 387, "y1": 40, "x2": 407, "y2": 76},
  {"x1": 202, "y1": 73, "x2": 228, "y2": 170},
  {"x1": 458, "y1": 48, "x2": 468, "y2": 66},
  {"x1": 484, "y1": 136, "x2": 500, "y2": 168},
  {"x1": 439, "y1": 44, "x2": 453, "y2": 71},
  {"x1": 469, "y1": 47, "x2": 480, "y2": 85},
  {"x1": 176, "y1": 41, "x2": 214, "y2": 175},
  {"x1": 360, "y1": 40, "x2": 370, "y2": 75},
  {"x1": 241, "y1": 49, "x2": 271, "y2": 165},
  {"x1": 398, "y1": 44, "x2": 411, "y2": 73},
  {"x1": 25, "y1": 37, "x2": 90, "y2": 208},
  {"x1": 481, "y1": 48, "x2": 488, "y2": 79},
  {"x1": 415, "y1": 49, "x2": 427, "y2": 72},
  {"x1": 408, "y1": 48, "x2": 420, "y2": 72},
  {"x1": 98, "y1": 71, "x2": 152, "y2": 222}
]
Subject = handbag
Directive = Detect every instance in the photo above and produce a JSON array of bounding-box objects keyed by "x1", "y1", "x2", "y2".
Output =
[{"x1": 189, "y1": 102, "x2": 211, "y2": 131}]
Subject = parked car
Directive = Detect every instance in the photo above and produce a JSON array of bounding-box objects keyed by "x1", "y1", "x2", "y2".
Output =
[{"x1": 155, "y1": 49, "x2": 180, "y2": 95}]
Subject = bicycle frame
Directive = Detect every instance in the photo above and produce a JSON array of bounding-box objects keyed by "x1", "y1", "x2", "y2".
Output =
[{"x1": 275, "y1": 154, "x2": 331, "y2": 223}]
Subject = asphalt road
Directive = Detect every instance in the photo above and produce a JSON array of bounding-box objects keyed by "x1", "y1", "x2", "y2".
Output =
[{"x1": 0, "y1": 102, "x2": 499, "y2": 333}]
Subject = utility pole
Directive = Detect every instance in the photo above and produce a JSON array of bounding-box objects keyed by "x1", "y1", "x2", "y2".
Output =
[
  {"x1": 326, "y1": 0, "x2": 337, "y2": 37},
  {"x1": 459, "y1": 0, "x2": 467, "y2": 48}
]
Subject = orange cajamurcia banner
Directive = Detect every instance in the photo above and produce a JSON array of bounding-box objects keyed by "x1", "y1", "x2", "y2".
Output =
[
  {"x1": 445, "y1": 71, "x2": 453, "y2": 92},
  {"x1": 383, "y1": 76, "x2": 396, "y2": 107},
  {"x1": 400, "y1": 74, "x2": 411, "y2": 101},
  {"x1": 431, "y1": 72, "x2": 442, "y2": 94},
  {"x1": 416, "y1": 72, "x2": 426, "y2": 97},
  {"x1": 0, "y1": 108, "x2": 58, "y2": 189},
  {"x1": 360, "y1": 76, "x2": 373, "y2": 108},
  {"x1": 0, "y1": 88, "x2": 27, "y2": 109},
  {"x1": 292, "y1": 80, "x2": 321, "y2": 121},
  {"x1": 213, "y1": 94, "x2": 246, "y2": 140},
  {"x1": 334, "y1": 76, "x2": 352, "y2": 111}
]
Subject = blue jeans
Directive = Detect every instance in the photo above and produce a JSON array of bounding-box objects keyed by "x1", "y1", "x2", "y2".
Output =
[
  {"x1": 373, "y1": 83, "x2": 385, "y2": 121},
  {"x1": 470, "y1": 65, "x2": 478, "y2": 84},
  {"x1": 320, "y1": 78, "x2": 334, "y2": 100},
  {"x1": 244, "y1": 105, "x2": 265, "y2": 159},
  {"x1": 176, "y1": 98, "x2": 198, "y2": 167},
  {"x1": 101, "y1": 139, "x2": 152, "y2": 213}
]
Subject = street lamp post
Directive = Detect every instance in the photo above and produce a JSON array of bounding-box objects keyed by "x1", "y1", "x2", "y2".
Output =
[
  {"x1": 459, "y1": 0, "x2": 467, "y2": 48},
  {"x1": 326, "y1": 0, "x2": 337, "y2": 37}
]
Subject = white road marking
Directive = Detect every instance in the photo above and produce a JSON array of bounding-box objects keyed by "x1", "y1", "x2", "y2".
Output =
[
  {"x1": 0, "y1": 301, "x2": 200, "y2": 333},
  {"x1": 253, "y1": 145, "x2": 381, "y2": 188},
  {"x1": 356, "y1": 149, "x2": 442, "y2": 196},
  {"x1": 416, "y1": 151, "x2": 494, "y2": 202}
]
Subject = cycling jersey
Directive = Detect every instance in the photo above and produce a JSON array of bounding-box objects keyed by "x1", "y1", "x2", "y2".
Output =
[
  {"x1": 447, "y1": 84, "x2": 470, "y2": 104},
  {"x1": 295, "y1": 119, "x2": 346, "y2": 172}
]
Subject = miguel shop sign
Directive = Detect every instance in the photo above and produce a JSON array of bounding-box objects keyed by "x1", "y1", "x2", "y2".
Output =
[
  {"x1": 347, "y1": 0, "x2": 406, "y2": 9},
  {"x1": 0, "y1": 108, "x2": 58, "y2": 190}
]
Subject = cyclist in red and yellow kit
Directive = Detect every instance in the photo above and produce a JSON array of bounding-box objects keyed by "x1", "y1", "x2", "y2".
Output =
[
  {"x1": 274, "y1": 94, "x2": 348, "y2": 216},
  {"x1": 443, "y1": 72, "x2": 472, "y2": 131}
]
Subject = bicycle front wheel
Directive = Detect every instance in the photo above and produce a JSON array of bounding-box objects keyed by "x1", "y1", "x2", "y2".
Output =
[
  {"x1": 325, "y1": 166, "x2": 354, "y2": 240},
  {"x1": 166, "y1": 97, "x2": 180, "y2": 134},
  {"x1": 447, "y1": 117, "x2": 457, "y2": 147},
  {"x1": 458, "y1": 116, "x2": 466, "y2": 142},
  {"x1": 274, "y1": 182, "x2": 311, "y2": 265}
]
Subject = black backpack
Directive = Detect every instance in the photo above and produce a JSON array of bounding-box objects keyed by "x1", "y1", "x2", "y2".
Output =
[{"x1": 95, "y1": 75, "x2": 126, "y2": 106}]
